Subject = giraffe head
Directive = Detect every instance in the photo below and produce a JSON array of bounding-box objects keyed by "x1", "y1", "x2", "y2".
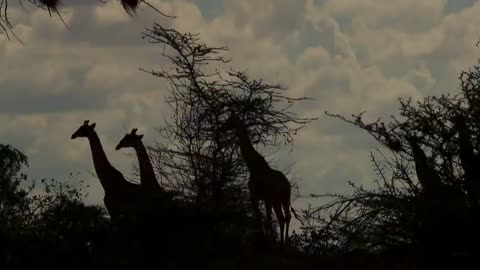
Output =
[
  {"x1": 223, "y1": 111, "x2": 245, "y2": 131},
  {"x1": 115, "y1": 128, "x2": 144, "y2": 150},
  {"x1": 71, "y1": 120, "x2": 96, "y2": 139}
]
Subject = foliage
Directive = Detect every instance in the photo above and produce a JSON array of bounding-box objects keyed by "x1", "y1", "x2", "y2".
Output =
[
  {"x1": 0, "y1": 144, "x2": 31, "y2": 242},
  {"x1": 292, "y1": 152, "x2": 419, "y2": 255},
  {"x1": 295, "y1": 54, "x2": 480, "y2": 256},
  {"x1": 0, "y1": 144, "x2": 110, "y2": 269}
]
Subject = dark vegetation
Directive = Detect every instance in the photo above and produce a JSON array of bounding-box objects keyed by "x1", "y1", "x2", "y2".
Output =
[
  {"x1": 3, "y1": 3, "x2": 480, "y2": 270},
  {"x1": 294, "y1": 57, "x2": 480, "y2": 261},
  {"x1": 1, "y1": 23, "x2": 317, "y2": 269}
]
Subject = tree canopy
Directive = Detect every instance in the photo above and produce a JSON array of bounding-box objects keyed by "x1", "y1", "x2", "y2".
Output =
[
  {"x1": 295, "y1": 48, "x2": 480, "y2": 256},
  {"x1": 138, "y1": 24, "x2": 315, "y2": 247}
]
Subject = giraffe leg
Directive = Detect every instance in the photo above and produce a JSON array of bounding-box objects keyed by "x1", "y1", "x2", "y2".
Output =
[
  {"x1": 273, "y1": 203, "x2": 285, "y2": 245},
  {"x1": 281, "y1": 201, "x2": 291, "y2": 245},
  {"x1": 265, "y1": 201, "x2": 273, "y2": 239}
]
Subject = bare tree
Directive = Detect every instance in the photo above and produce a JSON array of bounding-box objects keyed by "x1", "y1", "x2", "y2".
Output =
[{"x1": 139, "y1": 24, "x2": 316, "y2": 239}]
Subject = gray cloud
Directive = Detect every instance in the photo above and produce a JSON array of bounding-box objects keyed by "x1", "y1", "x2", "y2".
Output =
[
  {"x1": 1, "y1": 0, "x2": 480, "y2": 209},
  {"x1": 0, "y1": 82, "x2": 104, "y2": 114}
]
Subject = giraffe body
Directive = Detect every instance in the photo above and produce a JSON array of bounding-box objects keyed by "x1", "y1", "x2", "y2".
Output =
[{"x1": 225, "y1": 113, "x2": 292, "y2": 245}]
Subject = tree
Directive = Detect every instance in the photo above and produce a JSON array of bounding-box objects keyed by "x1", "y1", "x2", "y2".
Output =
[
  {"x1": 0, "y1": 145, "x2": 109, "y2": 269},
  {"x1": 139, "y1": 24, "x2": 316, "y2": 247},
  {"x1": 0, "y1": 0, "x2": 173, "y2": 41},
  {"x1": 295, "y1": 49, "x2": 480, "y2": 256}
]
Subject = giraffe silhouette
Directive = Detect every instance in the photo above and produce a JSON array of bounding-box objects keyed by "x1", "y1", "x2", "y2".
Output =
[
  {"x1": 223, "y1": 112, "x2": 292, "y2": 245},
  {"x1": 68, "y1": 121, "x2": 214, "y2": 267},
  {"x1": 114, "y1": 127, "x2": 176, "y2": 221},
  {"x1": 406, "y1": 134, "x2": 468, "y2": 254},
  {"x1": 115, "y1": 128, "x2": 163, "y2": 194},
  {"x1": 71, "y1": 120, "x2": 142, "y2": 223}
]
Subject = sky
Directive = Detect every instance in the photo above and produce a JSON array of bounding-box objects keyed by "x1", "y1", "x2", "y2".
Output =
[{"x1": 1, "y1": 0, "x2": 479, "y2": 211}]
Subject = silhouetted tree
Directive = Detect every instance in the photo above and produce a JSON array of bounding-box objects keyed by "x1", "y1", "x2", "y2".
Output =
[
  {"x1": 0, "y1": 0, "x2": 173, "y2": 41},
  {"x1": 295, "y1": 50, "x2": 480, "y2": 256},
  {"x1": 0, "y1": 144, "x2": 110, "y2": 269},
  {"x1": 139, "y1": 24, "x2": 316, "y2": 250}
]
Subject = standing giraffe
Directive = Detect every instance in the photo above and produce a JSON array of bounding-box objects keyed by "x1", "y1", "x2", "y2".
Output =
[
  {"x1": 115, "y1": 128, "x2": 163, "y2": 194},
  {"x1": 224, "y1": 112, "x2": 292, "y2": 245},
  {"x1": 71, "y1": 120, "x2": 142, "y2": 222}
]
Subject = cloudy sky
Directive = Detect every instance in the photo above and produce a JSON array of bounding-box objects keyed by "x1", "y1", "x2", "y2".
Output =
[{"x1": 1, "y1": 0, "x2": 479, "y2": 208}]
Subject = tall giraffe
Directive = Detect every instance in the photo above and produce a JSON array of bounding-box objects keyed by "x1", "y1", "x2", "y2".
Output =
[
  {"x1": 71, "y1": 120, "x2": 142, "y2": 222},
  {"x1": 224, "y1": 112, "x2": 292, "y2": 245},
  {"x1": 406, "y1": 134, "x2": 468, "y2": 253},
  {"x1": 115, "y1": 128, "x2": 163, "y2": 194}
]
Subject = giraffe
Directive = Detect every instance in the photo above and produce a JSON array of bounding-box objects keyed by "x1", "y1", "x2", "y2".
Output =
[
  {"x1": 223, "y1": 112, "x2": 292, "y2": 245},
  {"x1": 71, "y1": 120, "x2": 142, "y2": 223},
  {"x1": 115, "y1": 128, "x2": 163, "y2": 194}
]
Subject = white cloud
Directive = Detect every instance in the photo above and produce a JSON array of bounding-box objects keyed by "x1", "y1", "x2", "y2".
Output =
[{"x1": 321, "y1": 0, "x2": 447, "y2": 31}]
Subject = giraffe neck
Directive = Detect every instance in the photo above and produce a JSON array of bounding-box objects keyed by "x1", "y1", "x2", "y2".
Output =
[
  {"x1": 236, "y1": 126, "x2": 270, "y2": 173},
  {"x1": 87, "y1": 131, "x2": 119, "y2": 192},
  {"x1": 409, "y1": 140, "x2": 442, "y2": 193},
  {"x1": 133, "y1": 141, "x2": 161, "y2": 192}
]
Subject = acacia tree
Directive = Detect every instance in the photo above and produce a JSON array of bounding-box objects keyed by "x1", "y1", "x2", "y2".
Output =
[
  {"x1": 0, "y1": 144, "x2": 30, "y2": 233},
  {"x1": 139, "y1": 24, "x2": 315, "y2": 242},
  {"x1": 294, "y1": 53, "x2": 480, "y2": 255}
]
